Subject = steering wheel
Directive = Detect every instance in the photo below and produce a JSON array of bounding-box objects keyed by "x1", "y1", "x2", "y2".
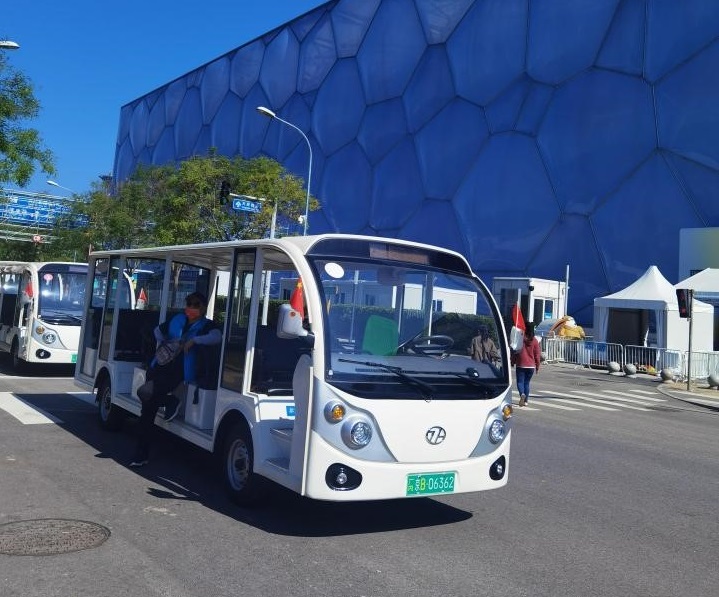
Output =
[{"x1": 402, "y1": 334, "x2": 454, "y2": 356}]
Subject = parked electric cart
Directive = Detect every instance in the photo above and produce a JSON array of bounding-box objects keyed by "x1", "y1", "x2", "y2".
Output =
[
  {"x1": 74, "y1": 235, "x2": 512, "y2": 504},
  {"x1": 0, "y1": 261, "x2": 88, "y2": 371}
]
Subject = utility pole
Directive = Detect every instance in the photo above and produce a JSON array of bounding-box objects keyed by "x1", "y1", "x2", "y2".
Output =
[{"x1": 686, "y1": 289, "x2": 693, "y2": 392}]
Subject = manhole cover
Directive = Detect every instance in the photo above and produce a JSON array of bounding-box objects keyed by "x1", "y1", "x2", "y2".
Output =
[{"x1": 0, "y1": 519, "x2": 110, "y2": 556}]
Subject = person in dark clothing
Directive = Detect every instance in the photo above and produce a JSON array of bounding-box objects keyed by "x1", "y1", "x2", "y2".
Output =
[{"x1": 130, "y1": 292, "x2": 222, "y2": 467}]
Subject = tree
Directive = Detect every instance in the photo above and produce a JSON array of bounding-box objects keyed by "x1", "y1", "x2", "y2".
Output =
[
  {"x1": 0, "y1": 51, "x2": 55, "y2": 186},
  {"x1": 50, "y1": 153, "x2": 318, "y2": 257}
]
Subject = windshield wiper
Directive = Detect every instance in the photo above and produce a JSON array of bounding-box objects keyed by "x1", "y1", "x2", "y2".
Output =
[{"x1": 338, "y1": 358, "x2": 435, "y2": 400}]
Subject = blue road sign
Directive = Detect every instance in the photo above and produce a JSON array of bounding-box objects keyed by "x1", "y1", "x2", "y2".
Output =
[
  {"x1": 0, "y1": 193, "x2": 71, "y2": 226},
  {"x1": 232, "y1": 198, "x2": 262, "y2": 213}
]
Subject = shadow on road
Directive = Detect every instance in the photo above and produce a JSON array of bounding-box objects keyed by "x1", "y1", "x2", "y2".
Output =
[
  {"x1": 0, "y1": 352, "x2": 75, "y2": 378},
  {"x1": 12, "y1": 391, "x2": 472, "y2": 537}
]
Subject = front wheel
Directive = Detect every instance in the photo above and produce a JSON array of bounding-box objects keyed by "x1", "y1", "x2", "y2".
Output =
[
  {"x1": 221, "y1": 422, "x2": 266, "y2": 506},
  {"x1": 97, "y1": 379, "x2": 124, "y2": 431}
]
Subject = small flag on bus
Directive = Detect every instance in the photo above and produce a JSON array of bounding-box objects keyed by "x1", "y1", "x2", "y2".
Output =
[{"x1": 290, "y1": 278, "x2": 305, "y2": 318}]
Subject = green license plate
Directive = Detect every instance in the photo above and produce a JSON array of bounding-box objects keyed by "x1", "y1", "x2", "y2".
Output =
[
  {"x1": 71, "y1": 354, "x2": 77, "y2": 363},
  {"x1": 406, "y1": 472, "x2": 456, "y2": 496}
]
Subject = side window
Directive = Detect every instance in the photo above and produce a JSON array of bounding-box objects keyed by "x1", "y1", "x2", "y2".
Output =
[
  {"x1": 99, "y1": 257, "x2": 122, "y2": 361},
  {"x1": 126, "y1": 258, "x2": 166, "y2": 312},
  {"x1": 250, "y1": 249, "x2": 307, "y2": 395},
  {"x1": 0, "y1": 273, "x2": 20, "y2": 327},
  {"x1": 168, "y1": 261, "x2": 212, "y2": 311},
  {"x1": 221, "y1": 250, "x2": 256, "y2": 393},
  {"x1": 114, "y1": 259, "x2": 167, "y2": 362}
]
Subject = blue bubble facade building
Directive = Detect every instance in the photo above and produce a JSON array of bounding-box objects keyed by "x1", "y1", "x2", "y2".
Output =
[{"x1": 113, "y1": 0, "x2": 719, "y2": 324}]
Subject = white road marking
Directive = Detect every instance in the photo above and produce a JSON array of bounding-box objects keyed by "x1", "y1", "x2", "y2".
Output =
[
  {"x1": 608, "y1": 389, "x2": 665, "y2": 402},
  {"x1": 0, "y1": 392, "x2": 59, "y2": 425},
  {"x1": 627, "y1": 389, "x2": 662, "y2": 397},
  {"x1": 536, "y1": 391, "x2": 617, "y2": 410},
  {"x1": 523, "y1": 399, "x2": 580, "y2": 411},
  {"x1": 571, "y1": 390, "x2": 652, "y2": 410}
]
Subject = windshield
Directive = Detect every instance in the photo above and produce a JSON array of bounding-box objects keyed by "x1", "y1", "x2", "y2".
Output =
[
  {"x1": 310, "y1": 257, "x2": 508, "y2": 400},
  {"x1": 37, "y1": 266, "x2": 86, "y2": 325}
]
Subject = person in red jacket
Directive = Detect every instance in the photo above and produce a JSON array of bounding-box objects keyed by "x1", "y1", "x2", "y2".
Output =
[{"x1": 511, "y1": 323, "x2": 541, "y2": 407}]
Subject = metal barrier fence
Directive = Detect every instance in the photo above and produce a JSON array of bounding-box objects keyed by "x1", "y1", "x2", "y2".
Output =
[{"x1": 541, "y1": 337, "x2": 719, "y2": 381}]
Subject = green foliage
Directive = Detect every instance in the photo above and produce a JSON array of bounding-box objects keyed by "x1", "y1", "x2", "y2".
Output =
[
  {"x1": 50, "y1": 153, "x2": 318, "y2": 257},
  {"x1": 0, "y1": 238, "x2": 41, "y2": 260},
  {"x1": 0, "y1": 52, "x2": 55, "y2": 186}
]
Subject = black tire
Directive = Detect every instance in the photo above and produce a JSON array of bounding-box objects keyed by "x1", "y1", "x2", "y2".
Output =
[
  {"x1": 97, "y1": 379, "x2": 124, "y2": 431},
  {"x1": 221, "y1": 422, "x2": 266, "y2": 506},
  {"x1": 10, "y1": 340, "x2": 25, "y2": 374}
]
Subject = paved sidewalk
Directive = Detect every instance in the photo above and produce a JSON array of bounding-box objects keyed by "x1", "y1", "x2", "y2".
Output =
[{"x1": 655, "y1": 379, "x2": 719, "y2": 412}]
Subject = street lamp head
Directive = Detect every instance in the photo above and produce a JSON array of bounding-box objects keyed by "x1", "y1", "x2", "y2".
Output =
[
  {"x1": 0, "y1": 40, "x2": 20, "y2": 50},
  {"x1": 46, "y1": 180, "x2": 75, "y2": 194},
  {"x1": 255, "y1": 105, "x2": 312, "y2": 236},
  {"x1": 256, "y1": 106, "x2": 276, "y2": 119}
]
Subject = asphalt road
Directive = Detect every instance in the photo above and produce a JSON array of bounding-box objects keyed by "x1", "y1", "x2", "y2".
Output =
[{"x1": 0, "y1": 359, "x2": 717, "y2": 597}]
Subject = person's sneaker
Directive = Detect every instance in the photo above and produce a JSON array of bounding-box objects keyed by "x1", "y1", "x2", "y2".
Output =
[
  {"x1": 129, "y1": 452, "x2": 149, "y2": 467},
  {"x1": 163, "y1": 396, "x2": 182, "y2": 422},
  {"x1": 519, "y1": 394, "x2": 526, "y2": 407}
]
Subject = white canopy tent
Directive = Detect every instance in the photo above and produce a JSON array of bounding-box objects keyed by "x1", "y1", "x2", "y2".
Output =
[
  {"x1": 593, "y1": 265, "x2": 713, "y2": 351},
  {"x1": 676, "y1": 268, "x2": 719, "y2": 292}
]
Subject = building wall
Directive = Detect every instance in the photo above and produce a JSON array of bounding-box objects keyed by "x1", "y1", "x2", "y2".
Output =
[{"x1": 113, "y1": 0, "x2": 719, "y2": 325}]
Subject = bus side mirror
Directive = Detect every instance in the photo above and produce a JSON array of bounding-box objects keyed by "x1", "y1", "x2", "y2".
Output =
[{"x1": 277, "y1": 303, "x2": 309, "y2": 339}]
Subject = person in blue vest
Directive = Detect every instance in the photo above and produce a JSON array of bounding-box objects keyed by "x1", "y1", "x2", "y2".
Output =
[{"x1": 130, "y1": 292, "x2": 222, "y2": 467}]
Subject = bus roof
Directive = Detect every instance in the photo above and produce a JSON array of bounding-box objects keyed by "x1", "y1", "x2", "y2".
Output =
[
  {"x1": 87, "y1": 234, "x2": 470, "y2": 273},
  {"x1": 0, "y1": 261, "x2": 88, "y2": 273}
]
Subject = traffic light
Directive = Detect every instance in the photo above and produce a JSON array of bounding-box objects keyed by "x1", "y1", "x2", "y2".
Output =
[
  {"x1": 219, "y1": 181, "x2": 231, "y2": 205},
  {"x1": 676, "y1": 288, "x2": 689, "y2": 318}
]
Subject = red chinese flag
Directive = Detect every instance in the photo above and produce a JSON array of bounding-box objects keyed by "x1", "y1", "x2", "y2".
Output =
[
  {"x1": 511, "y1": 302, "x2": 526, "y2": 331},
  {"x1": 290, "y1": 278, "x2": 305, "y2": 318}
]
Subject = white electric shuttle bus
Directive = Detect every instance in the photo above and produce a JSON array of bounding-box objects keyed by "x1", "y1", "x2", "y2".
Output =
[
  {"x1": 74, "y1": 235, "x2": 512, "y2": 504},
  {"x1": 0, "y1": 261, "x2": 88, "y2": 371}
]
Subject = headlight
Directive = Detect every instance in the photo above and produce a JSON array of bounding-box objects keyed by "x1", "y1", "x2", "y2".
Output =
[
  {"x1": 42, "y1": 331, "x2": 57, "y2": 345},
  {"x1": 488, "y1": 419, "x2": 505, "y2": 444},
  {"x1": 341, "y1": 417, "x2": 373, "y2": 449}
]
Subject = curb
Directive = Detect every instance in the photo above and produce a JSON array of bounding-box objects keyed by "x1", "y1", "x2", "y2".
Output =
[{"x1": 655, "y1": 383, "x2": 719, "y2": 412}]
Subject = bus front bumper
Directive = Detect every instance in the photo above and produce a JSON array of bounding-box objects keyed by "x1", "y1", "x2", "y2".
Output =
[{"x1": 302, "y1": 430, "x2": 510, "y2": 502}]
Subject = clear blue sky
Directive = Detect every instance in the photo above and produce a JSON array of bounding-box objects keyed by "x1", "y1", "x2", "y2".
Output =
[{"x1": 2, "y1": 0, "x2": 323, "y2": 196}]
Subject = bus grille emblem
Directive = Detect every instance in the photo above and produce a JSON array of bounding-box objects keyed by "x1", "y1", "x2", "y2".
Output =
[{"x1": 425, "y1": 426, "x2": 446, "y2": 445}]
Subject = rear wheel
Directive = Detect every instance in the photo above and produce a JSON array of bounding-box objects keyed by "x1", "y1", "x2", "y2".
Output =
[
  {"x1": 221, "y1": 422, "x2": 266, "y2": 506},
  {"x1": 97, "y1": 379, "x2": 124, "y2": 431}
]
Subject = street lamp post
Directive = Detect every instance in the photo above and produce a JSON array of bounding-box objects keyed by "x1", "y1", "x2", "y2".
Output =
[
  {"x1": 0, "y1": 40, "x2": 20, "y2": 50},
  {"x1": 256, "y1": 106, "x2": 312, "y2": 236}
]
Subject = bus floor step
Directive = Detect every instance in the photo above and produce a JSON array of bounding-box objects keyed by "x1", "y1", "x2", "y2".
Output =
[
  {"x1": 266, "y1": 457, "x2": 290, "y2": 471},
  {"x1": 270, "y1": 426, "x2": 293, "y2": 443}
]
